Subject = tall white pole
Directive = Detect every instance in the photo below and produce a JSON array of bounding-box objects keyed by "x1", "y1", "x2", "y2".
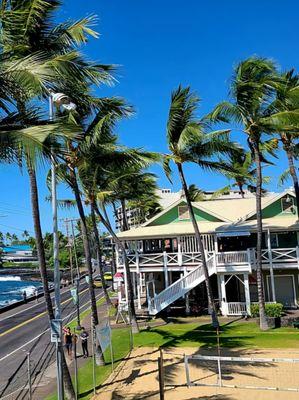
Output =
[{"x1": 49, "y1": 94, "x2": 64, "y2": 400}]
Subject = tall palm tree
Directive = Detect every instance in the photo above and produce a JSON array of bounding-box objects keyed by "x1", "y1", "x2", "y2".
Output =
[
  {"x1": 272, "y1": 70, "x2": 299, "y2": 208},
  {"x1": 210, "y1": 57, "x2": 299, "y2": 330},
  {"x1": 213, "y1": 149, "x2": 271, "y2": 198},
  {"x1": 164, "y1": 85, "x2": 236, "y2": 328},
  {"x1": 1, "y1": 1, "x2": 113, "y2": 395}
]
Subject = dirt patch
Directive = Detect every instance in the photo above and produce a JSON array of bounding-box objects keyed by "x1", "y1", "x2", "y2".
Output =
[{"x1": 94, "y1": 347, "x2": 299, "y2": 400}]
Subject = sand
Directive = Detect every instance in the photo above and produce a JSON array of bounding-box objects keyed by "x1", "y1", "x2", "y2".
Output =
[{"x1": 94, "y1": 347, "x2": 299, "y2": 400}]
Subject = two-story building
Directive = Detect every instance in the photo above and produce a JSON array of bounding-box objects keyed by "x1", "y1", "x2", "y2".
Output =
[{"x1": 115, "y1": 190, "x2": 299, "y2": 317}]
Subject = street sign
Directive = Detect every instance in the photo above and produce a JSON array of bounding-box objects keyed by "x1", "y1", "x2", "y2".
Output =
[
  {"x1": 70, "y1": 288, "x2": 77, "y2": 304},
  {"x1": 50, "y1": 319, "x2": 62, "y2": 343},
  {"x1": 113, "y1": 272, "x2": 123, "y2": 282},
  {"x1": 85, "y1": 275, "x2": 90, "y2": 284}
]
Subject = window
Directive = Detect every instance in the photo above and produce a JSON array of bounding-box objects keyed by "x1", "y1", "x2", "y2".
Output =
[
  {"x1": 281, "y1": 196, "x2": 295, "y2": 213},
  {"x1": 178, "y1": 205, "x2": 190, "y2": 220}
]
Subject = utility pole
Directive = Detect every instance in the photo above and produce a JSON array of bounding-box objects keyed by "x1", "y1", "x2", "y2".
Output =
[{"x1": 50, "y1": 94, "x2": 64, "y2": 400}]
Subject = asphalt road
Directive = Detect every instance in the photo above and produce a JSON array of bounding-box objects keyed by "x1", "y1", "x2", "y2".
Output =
[{"x1": 0, "y1": 281, "x2": 105, "y2": 400}]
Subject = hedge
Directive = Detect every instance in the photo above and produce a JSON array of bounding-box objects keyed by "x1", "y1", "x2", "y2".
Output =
[{"x1": 250, "y1": 303, "x2": 284, "y2": 318}]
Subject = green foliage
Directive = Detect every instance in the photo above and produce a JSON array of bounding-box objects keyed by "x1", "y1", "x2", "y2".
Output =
[{"x1": 250, "y1": 303, "x2": 284, "y2": 318}]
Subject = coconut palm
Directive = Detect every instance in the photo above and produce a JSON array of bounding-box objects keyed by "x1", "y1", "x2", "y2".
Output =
[
  {"x1": 163, "y1": 85, "x2": 237, "y2": 328},
  {"x1": 1, "y1": 1, "x2": 114, "y2": 396},
  {"x1": 74, "y1": 103, "x2": 159, "y2": 333},
  {"x1": 187, "y1": 184, "x2": 205, "y2": 201},
  {"x1": 212, "y1": 149, "x2": 272, "y2": 198},
  {"x1": 210, "y1": 57, "x2": 299, "y2": 330},
  {"x1": 271, "y1": 70, "x2": 299, "y2": 208}
]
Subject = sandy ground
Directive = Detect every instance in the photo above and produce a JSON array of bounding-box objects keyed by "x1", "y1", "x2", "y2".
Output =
[{"x1": 94, "y1": 347, "x2": 299, "y2": 400}]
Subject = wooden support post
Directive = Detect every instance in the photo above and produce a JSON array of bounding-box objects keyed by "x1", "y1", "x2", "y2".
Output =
[
  {"x1": 163, "y1": 251, "x2": 169, "y2": 288},
  {"x1": 244, "y1": 273, "x2": 251, "y2": 316},
  {"x1": 267, "y1": 229, "x2": 276, "y2": 302}
]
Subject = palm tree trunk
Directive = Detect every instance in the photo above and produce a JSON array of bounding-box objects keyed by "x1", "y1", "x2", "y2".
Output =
[
  {"x1": 252, "y1": 143, "x2": 269, "y2": 331},
  {"x1": 120, "y1": 199, "x2": 129, "y2": 231},
  {"x1": 284, "y1": 146, "x2": 299, "y2": 214},
  {"x1": 238, "y1": 183, "x2": 245, "y2": 198},
  {"x1": 90, "y1": 203, "x2": 112, "y2": 305},
  {"x1": 93, "y1": 202, "x2": 139, "y2": 333},
  {"x1": 27, "y1": 163, "x2": 75, "y2": 399},
  {"x1": 69, "y1": 168, "x2": 105, "y2": 365},
  {"x1": 27, "y1": 163, "x2": 54, "y2": 319},
  {"x1": 176, "y1": 162, "x2": 219, "y2": 328}
]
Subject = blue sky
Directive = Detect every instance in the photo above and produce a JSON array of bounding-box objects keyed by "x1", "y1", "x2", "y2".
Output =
[{"x1": 1, "y1": 0, "x2": 299, "y2": 236}]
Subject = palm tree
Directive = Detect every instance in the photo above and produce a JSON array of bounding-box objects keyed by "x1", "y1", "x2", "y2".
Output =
[
  {"x1": 164, "y1": 85, "x2": 236, "y2": 328},
  {"x1": 272, "y1": 70, "x2": 299, "y2": 208},
  {"x1": 213, "y1": 149, "x2": 271, "y2": 198},
  {"x1": 187, "y1": 184, "x2": 206, "y2": 201},
  {"x1": 210, "y1": 57, "x2": 299, "y2": 330},
  {"x1": 1, "y1": 1, "x2": 113, "y2": 395},
  {"x1": 74, "y1": 103, "x2": 159, "y2": 333}
]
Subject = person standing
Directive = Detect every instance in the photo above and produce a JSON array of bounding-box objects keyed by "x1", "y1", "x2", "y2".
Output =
[
  {"x1": 22, "y1": 291, "x2": 27, "y2": 303},
  {"x1": 80, "y1": 327, "x2": 89, "y2": 358},
  {"x1": 64, "y1": 327, "x2": 73, "y2": 359}
]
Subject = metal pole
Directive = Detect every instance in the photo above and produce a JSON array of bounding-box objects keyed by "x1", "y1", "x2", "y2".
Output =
[
  {"x1": 91, "y1": 320, "x2": 96, "y2": 396},
  {"x1": 73, "y1": 329, "x2": 78, "y2": 400},
  {"x1": 50, "y1": 94, "x2": 64, "y2": 400},
  {"x1": 65, "y1": 219, "x2": 74, "y2": 284},
  {"x1": 158, "y1": 348, "x2": 164, "y2": 400},
  {"x1": 76, "y1": 277, "x2": 81, "y2": 329},
  {"x1": 27, "y1": 352, "x2": 32, "y2": 400},
  {"x1": 71, "y1": 219, "x2": 80, "y2": 278}
]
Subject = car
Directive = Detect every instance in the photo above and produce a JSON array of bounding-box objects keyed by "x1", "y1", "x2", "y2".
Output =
[
  {"x1": 93, "y1": 276, "x2": 103, "y2": 288},
  {"x1": 104, "y1": 272, "x2": 113, "y2": 281}
]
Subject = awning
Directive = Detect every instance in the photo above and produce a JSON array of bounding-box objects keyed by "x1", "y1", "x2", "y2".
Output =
[{"x1": 216, "y1": 231, "x2": 251, "y2": 237}]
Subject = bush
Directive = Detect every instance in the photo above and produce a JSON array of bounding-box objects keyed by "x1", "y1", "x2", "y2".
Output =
[{"x1": 250, "y1": 303, "x2": 283, "y2": 318}]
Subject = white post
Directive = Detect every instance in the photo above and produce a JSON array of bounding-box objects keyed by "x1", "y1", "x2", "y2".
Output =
[
  {"x1": 163, "y1": 251, "x2": 169, "y2": 288},
  {"x1": 123, "y1": 264, "x2": 128, "y2": 304},
  {"x1": 135, "y1": 250, "x2": 141, "y2": 309},
  {"x1": 178, "y1": 237, "x2": 183, "y2": 266},
  {"x1": 219, "y1": 274, "x2": 227, "y2": 316},
  {"x1": 214, "y1": 234, "x2": 218, "y2": 253},
  {"x1": 296, "y1": 246, "x2": 299, "y2": 270},
  {"x1": 244, "y1": 273, "x2": 251, "y2": 316},
  {"x1": 267, "y1": 229, "x2": 276, "y2": 302}
]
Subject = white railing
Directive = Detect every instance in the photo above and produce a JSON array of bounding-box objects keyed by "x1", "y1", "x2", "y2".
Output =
[
  {"x1": 226, "y1": 302, "x2": 247, "y2": 316},
  {"x1": 148, "y1": 254, "x2": 216, "y2": 314},
  {"x1": 118, "y1": 247, "x2": 299, "y2": 269},
  {"x1": 216, "y1": 251, "x2": 249, "y2": 265}
]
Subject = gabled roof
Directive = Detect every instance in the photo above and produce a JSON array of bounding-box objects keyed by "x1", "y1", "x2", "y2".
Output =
[
  {"x1": 142, "y1": 198, "x2": 230, "y2": 227},
  {"x1": 117, "y1": 216, "x2": 299, "y2": 239},
  {"x1": 242, "y1": 189, "x2": 296, "y2": 221}
]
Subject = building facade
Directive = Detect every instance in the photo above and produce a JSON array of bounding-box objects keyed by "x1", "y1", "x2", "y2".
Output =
[{"x1": 115, "y1": 190, "x2": 299, "y2": 316}]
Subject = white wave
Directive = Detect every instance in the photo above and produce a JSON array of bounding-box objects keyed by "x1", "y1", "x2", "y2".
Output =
[
  {"x1": 0, "y1": 299, "x2": 18, "y2": 307},
  {"x1": 0, "y1": 276, "x2": 21, "y2": 281}
]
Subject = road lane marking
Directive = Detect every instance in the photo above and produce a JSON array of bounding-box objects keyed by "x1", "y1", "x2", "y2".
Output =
[
  {"x1": 0, "y1": 293, "x2": 105, "y2": 363},
  {"x1": 0, "y1": 284, "x2": 87, "y2": 322},
  {"x1": 0, "y1": 287, "x2": 91, "y2": 338}
]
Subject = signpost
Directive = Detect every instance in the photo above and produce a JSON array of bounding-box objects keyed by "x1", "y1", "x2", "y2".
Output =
[{"x1": 50, "y1": 319, "x2": 62, "y2": 343}]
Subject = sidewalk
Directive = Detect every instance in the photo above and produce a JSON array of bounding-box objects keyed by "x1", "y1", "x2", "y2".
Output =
[{"x1": 31, "y1": 300, "x2": 113, "y2": 400}]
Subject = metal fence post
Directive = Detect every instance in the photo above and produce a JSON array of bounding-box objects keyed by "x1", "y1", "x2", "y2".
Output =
[
  {"x1": 27, "y1": 352, "x2": 32, "y2": 400},
  {"x1": 158, "y1": 348, "x2": 164, "y2": 400}
]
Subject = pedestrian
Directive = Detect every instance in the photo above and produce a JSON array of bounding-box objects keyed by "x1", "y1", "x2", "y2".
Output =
[
  {"x1": 64, "y1": 327, "x2": 73, "y2": 359},
  {"x1": 22, "y1": 290, "x2": 27, "y2": 303},
  {"x1": 35, "y1": 288, "x2": 39, "y2": 303},
  {"x1": 80, "y1": 327, "x2": 89, "y2": 358}
]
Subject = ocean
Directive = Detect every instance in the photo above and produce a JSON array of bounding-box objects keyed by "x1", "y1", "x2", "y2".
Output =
[{"x1": 0, "y1": 276, "x2": 43, "y2": 308}]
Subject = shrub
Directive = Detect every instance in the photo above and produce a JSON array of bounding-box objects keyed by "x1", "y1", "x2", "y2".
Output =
[{"x1": 250, "y1": 303, "x2": 283, "y2": 318}]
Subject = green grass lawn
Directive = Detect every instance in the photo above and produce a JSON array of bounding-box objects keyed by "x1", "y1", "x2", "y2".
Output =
[{"x1": 133, "y1": 321, "x2": 299, "y2": 349}]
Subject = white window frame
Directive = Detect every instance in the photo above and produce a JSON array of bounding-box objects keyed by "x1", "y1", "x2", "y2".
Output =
[
  {"x1": 178, "y1": 205, "x2": 190, "y2": 221},
  {"x1": 281, "y1": 196, "x2": 295, "y2": 214},
  {"x1": 266, "y1": 274, "x2": 297, "y2": 307}
]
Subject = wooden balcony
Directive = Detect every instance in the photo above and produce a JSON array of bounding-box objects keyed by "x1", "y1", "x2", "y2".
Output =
[{"x1": 117, "y1": 247, "x2": 299, "y2": 272}]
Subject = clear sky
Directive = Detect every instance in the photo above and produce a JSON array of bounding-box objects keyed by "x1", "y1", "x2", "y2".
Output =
[{"x1": 1, "y1": 0, "x2": 299, "y2": 236}]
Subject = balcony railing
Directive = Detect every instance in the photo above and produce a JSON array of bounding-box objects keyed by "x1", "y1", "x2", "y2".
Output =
[{"x1": 117, "y1": 247, "x2": 299, "y2": 270}]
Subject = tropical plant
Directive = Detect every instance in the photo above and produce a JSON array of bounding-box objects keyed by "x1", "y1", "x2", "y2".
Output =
[
  {"x1": 0, "y1": 0, "x2": 114, "y2": 396},
  {"x1": 272, "y1": 69, "x2": 299, "y2": 208},
  {"x1": 164, "y1": 85, "x2": 236, "y2": 328},
  {"x1": 187, "y1": 184, "x2": 206, "y2": 201},
  {"x1": 209, "y1": 57, "x2": 299, "y2": 330}
]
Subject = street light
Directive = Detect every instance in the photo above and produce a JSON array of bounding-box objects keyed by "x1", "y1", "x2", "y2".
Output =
[{"x1": 49, "y1": 92, "x2": 76, "y2": 400}]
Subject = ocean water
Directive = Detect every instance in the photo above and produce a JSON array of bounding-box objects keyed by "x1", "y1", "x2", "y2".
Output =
[{"x1": 0, "y1": 276, "x2": 43, "y2": 308}]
